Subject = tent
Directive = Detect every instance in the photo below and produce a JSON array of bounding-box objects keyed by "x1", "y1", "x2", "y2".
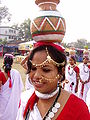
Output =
[{"x1": 18, "y1": 41, "x2": 35, "y2": 50}]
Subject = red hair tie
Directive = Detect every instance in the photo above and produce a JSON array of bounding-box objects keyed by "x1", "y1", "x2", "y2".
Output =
[
  {"x1": 23, "y1": 92, "x2": 38, "y2": 117},
  {"x1": 7, "y1": 71, "x2": 10, "y2": 77},
  {"x1": 7, "y1": 71, "x2": 12, "y2": 88},
  {"x1": 34, "y1": 42, "x2": 65, "y2": 53},
  {"x1": 9, "y1": 79, "x2": 12, "y2": 88}
]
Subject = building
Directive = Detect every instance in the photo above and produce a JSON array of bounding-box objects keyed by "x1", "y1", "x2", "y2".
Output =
[{"x1": 0, "y1": 26, "x2": 19, "y2": 41}]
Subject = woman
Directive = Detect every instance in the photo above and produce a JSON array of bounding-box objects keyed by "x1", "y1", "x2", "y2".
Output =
[
  {"x1": 78, "y1": 56, "x2": 90, "y2": 103},
  {"x1": 64, "y1": 56, "x2": 79, "y2": 95},
  {"x1": 16, "y1": 42, "x2": 90, "y2": 120},
  {"x1": 0, "y1": 53, "x2": 24, "y2": 120}
]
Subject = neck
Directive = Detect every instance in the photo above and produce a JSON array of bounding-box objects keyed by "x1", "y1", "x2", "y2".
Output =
[
  {"x1": 84, "y1": 63, "x2": 87, "y2": 64},
  {"x1": 35, "y1": 87, "x2": 59, "y2": 99},
  {"x1": 69, "y1": 64, "x2": 75, "y2": 67}
]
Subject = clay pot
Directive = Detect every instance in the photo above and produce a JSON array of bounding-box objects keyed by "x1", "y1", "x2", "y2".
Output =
[
  {"x1": 30, "y1": 0, "x2": 66, "y2": 42},
  {"x1": 35, "y1": 0, "x2": 60, "y2": 10}
]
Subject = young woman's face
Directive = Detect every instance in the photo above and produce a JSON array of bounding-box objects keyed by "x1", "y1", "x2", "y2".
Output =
[
  {"x1": 83, "y1": 58, "x2": 88, "y2": 64},
  {"x1": 69, "y1": 57, "x2": 75, "y2": 65},
  {"x1": 29, "y1": 50, "x2": 59, "y2": 94}
]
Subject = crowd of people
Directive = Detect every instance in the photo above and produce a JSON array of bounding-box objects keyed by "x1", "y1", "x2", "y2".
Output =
[
  {"x1": 16, "y1": 42, "x2": 90, "y2": 120},
  {"x1": 0, "y1": 45, "x2": 90, "y2": 120}
]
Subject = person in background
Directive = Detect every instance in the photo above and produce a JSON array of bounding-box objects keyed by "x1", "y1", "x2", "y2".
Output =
[
  {"x1": 16, "y1": 42, "x2": 90, "y2": 120},
  {"x1": 64, "y1": 56, "x2": 79, "y2": 94},
  {"x1": 78, "y1": 56, "x2": 90, "y2": 103},
  {"x1": 0, "y1": 53, "x2": 24, "y2": 120},
  {"x1": 64, "y1": 56, "x2": 79, "y2": 95},
  {"x1": 0, "y1": 68, "x2": 2, "y2": 90},
  {"x1": 20, "y1": 52, "x2": 34, "y2": 90}
]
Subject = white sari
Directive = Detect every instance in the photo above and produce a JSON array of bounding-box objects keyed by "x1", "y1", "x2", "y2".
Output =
[
  {"x1": 16, "y1": 89, "x2": 43, "y2": 120},
  {"x1": 0, "y1": 69, "x2": 24, "y2": 120},
  {"x1": 64, "y1": 64, "x2": 77, "y2": 94}
]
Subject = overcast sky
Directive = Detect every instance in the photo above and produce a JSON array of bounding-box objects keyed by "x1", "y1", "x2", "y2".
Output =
[{"x1": 1, "y1": 0, "x2": 90, "y2": 43}]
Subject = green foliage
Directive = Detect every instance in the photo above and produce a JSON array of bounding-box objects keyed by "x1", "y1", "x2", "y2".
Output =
[
  {"x1": 0, "y1": 2, "x2": 11, "y2": 23},
  {"x1": 0, "y1": 38, "x2": 7, "y2": 45},
  {"x1": 19, "y1": 18, "x2": 32, "y2": 41},
  {"x1": 66, "y1": 39, "x2": 90, "y2": 49}
]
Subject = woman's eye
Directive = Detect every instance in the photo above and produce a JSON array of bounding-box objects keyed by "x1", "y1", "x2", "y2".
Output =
[
  {"x1": 31, "y1": 67, "x2": 37, "y2": 71},
  {"x1": 42, "y1": 68, "x2": 51, "y2": 72}
]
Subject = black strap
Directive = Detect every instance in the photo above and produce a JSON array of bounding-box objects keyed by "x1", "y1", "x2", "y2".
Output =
[{"x1": 43, "y1": 87, "x2": 61, "y2": 120}]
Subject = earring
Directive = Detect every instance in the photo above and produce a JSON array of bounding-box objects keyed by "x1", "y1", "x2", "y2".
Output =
[{"x1": 58, "y1": 75, "x2": 63, "y2": 87}]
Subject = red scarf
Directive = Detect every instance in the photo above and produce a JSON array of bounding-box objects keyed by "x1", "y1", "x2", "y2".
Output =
[
  {"x1": 34, "y1": 41, "x2": 65, "y2": 53},
  {"x1": 8, "y1": 71, "x2": 12, "y2": 88},
  {"x1": 23, "y1": 92, "x2": 38, "y2": 118},
  {"x1": 80, "y1": 81, "x2": 84, "y2": 96}
]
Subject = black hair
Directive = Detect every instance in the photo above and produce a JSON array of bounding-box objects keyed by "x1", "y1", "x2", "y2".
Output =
[
  {"x1": 83, "y1": 56, "x2": 89, "y2": 60},
  {"x1": 69, "y1": 56, "x2": 76, "y2": 64},
  {"x1": 3, "y1": 56, "x2": 13, "y2": 73},
  {"x1": 27, "y1": 45, "x2": 67, "y2": 77}
]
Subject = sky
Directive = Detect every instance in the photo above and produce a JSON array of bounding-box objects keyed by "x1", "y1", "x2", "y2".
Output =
[{"x1": 1, "y1": 0, "x2": 90, "y2": 43}]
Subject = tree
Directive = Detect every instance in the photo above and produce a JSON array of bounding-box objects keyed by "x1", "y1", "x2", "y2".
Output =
[
  {"x1": 0, "y1": 1, "x2": 11, "y2": 24},
  {"x1": 66, "y1": 38, "x2": 90, "y2": 49},
  {"x1": 0, "y1": 38, "x2": 7, "y2": 45},
  {"x1": 19, "y1": 18, "x2": 32, "y2": 41}
]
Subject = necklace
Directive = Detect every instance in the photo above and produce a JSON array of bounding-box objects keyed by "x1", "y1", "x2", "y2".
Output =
[
  {"x1": 43, "y1": 87, "x2": 61, "y2": 120},
  {"x1": 83, "y1": 64, "x2": 88, "y2": 73},
  {"x1": 24, "y1": 87, "x2": 61, "y2": 120},
  {"x1": 68, "y1": 65, "x2": 75, "y2": 76},
  {"x1": 35, "y1": 87, "x2": 59, "y2": 99}
]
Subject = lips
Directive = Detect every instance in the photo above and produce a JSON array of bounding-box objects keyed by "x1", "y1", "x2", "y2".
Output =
[{"x1": 32, "y1": 79, "x2": 45, "y2": 88}]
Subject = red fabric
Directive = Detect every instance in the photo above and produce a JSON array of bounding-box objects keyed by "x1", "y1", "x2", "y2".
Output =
[
  {"x1": 88, "y1": 65, "x2": 90, "y2": 69},
  {"x1": 34, "y1": 41, "x2": 64, "y2": 53},
  {"x1": 56, "y1": 94, "x2": 90, "y2": 120},
  {"x1": 23, "y1": 92, "x2": 39, "y2": 117},
  {"x1": 7, "y1": 71, "x2": 10, "y2": 77},
  {"x1": 81, "y1": 83, "x2": 84, "y2": 97},
  {"x1": 9, "y1": 79, "x2": 12, "y2": 88},
  {"x1": 0, "y1": 72, "x2": 7, "y2": 85},
  {"x1": 19, "y1": 99, "x2": 21, "y2": 108},
  {"x1": 74, "y1": 66, "x2": 79, "y2": 74},
  {"x1": 7, "y1": 71, "x2": 12, "y2": 88},
  {"x1": 70, "y1": 83, "x2": 73, "y2": 91}
]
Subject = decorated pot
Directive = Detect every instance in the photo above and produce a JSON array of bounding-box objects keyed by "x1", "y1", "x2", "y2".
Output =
[
  {"x1": 83, "y1": 46, "x2": 90, "y2": 57},
  {"x1": 69, "y1": 47, "x2": 76, "y2": 57},
  {"x1": 30, "y1": 0, "x2": 66, "y2": 42}
]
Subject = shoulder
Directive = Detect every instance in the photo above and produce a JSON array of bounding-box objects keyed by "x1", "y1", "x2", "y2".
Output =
[
  {"x1": 74, "y1": 65, "x2": 79, "y2": 73},
  {"x1": 65, "y1": 64, "x2": 69, "y2": 69},
  {"x1": 69, "y1": 94, "x2": 87, "y2": 108},
  {"x1": 78, "y1": 63, "x2": 83, "y2": 67},
  {"x1": 20, "y1": 89, "x2": 34, "y2": 106},
  {"x1": 0, "y1": 71, "x2": 5, "y2": 77},
  {"x1": 0, "y1": 71, "x2": 4, "y2": 74},
  {"x1": 60, "y1": 94, "x2": 90, "y2": 120},
  {"x1": 68, "y1": 94, "x2": 90, "y2": 118},
  {"x1": 11, "y1": 69, "x2": 20, "y2": 75}
]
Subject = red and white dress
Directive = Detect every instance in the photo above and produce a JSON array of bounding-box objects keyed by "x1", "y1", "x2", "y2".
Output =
[
  {"x1": 16, "y1": 89, "x2": 90, "y2": 120},
  {"x1": 78, "y1": 63, "x2": 90, "y2": 102},
  {"x1": 0, "y1": 72, "x2": 7, "y2": 85},
  {"x1": 0, "y1": 69, "x2": 24, "y2": 120},
  {"x1": 64, "y1": 64, "x2": 79, "y2": 94}
]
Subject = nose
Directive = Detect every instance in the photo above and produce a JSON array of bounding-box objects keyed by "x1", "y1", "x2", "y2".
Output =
[{"x1": 33, "y1": 69, "x2": 42, "y2": 79}]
